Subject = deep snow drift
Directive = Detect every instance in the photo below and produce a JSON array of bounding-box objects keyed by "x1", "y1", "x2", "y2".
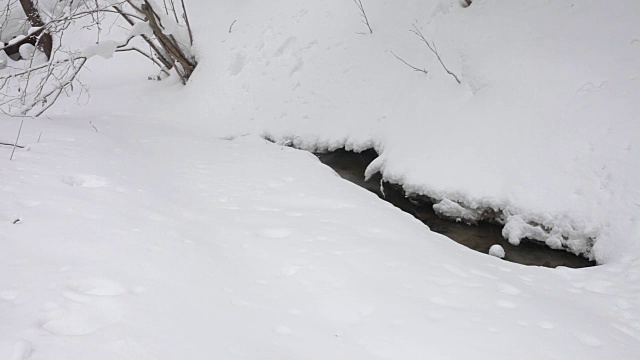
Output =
[{"x1": 1, "y1": 0, "x2": 640, "y2": 359}]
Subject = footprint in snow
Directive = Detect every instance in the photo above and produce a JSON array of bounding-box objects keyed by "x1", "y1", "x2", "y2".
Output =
[
  {"x1": 274, "y1": 326, "x2": 292, "y2": 335},
  {"x1": 497, "y1": 283, "x2": 522, "y2": 296},
  {"x1": 9, "y1": 340, "x2": 32, "y2": 360},
  {"x1": 40, "y1": 279, "x2": 126, "y2": 336},
  {"x1": 69, "y1": 278, "x2": 127, "y2": 296},
  {"x1": 496, "y1": 300, "x2": 517, "y2": 309},
  {"x1": 260, "y1": 228, "x2": 292, "y2": 239},
  {"x1": 62, "y1": 175, "x2": 107, "y2": 188},
  {"x1": 574, "y1": 332, "x2": 603, "y2": 347}
]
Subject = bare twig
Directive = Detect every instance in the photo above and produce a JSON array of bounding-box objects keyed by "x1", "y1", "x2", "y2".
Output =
[
  {"x1": 32, "y1": 57, "x2": 88, "y2": 117},
  {"x1": 112, "y1": 5, "x2": 174, "y2": 70},
  {"x1": 352, "y1": 0, "x2": 372, "y2": 34},
  {"x1": 390, "y1": 51, "x2": 428, "y2": 74},
  {"x1": 10, "y1": 119, "x2": 24, "y2": 160},
  {"x1": 168, "y1": 0, "x2": 180, "y2": 24},
  {"x1": 1, "y1": 142, "x2": 25, "y2": 148},
  {"x1": 229, "y1": 19, "x2": 236, "y2": 33},
  {"x1": 180, "y1": 0, "x2": 193, "y2": 45},
  {"x1": 116, "y1": 47, "x2": 170, "y2": 74},
  {"x1": 410, "y1": 24, "x2": 460, "y2": 84}
]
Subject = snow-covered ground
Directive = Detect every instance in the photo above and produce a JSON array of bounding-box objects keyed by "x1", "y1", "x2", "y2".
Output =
[{"x1": 2, "y1": 0, "x2": 640, "y2": 358}]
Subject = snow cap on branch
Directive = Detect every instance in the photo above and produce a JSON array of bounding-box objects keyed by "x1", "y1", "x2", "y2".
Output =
[{"x1": 82, "y1": 40, "x2": 119, "y2": 59}]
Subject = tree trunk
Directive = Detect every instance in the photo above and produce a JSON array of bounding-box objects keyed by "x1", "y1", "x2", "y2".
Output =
[{"x1": 18, "y1": 0, "x2": 53, "y2": 59}]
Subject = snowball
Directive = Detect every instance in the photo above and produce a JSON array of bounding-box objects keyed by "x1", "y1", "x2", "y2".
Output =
[
  {"x1": 19, "y1": 43, "x2": 35, "y2": 60},
  {"x1": 489, "y1": 244, "x2": 506, "y2": 259}
]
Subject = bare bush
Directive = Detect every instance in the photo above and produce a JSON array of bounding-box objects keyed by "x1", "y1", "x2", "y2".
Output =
[{"x1": 0, "y1": 0, "x2": 197, "y2": 117}]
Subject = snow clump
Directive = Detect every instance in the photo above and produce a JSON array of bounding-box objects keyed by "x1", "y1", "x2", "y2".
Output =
[{"x1": 489, "y1": 245, "x2": 506, "y2": 259}]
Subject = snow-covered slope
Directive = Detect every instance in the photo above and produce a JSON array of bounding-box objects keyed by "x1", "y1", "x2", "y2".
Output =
[
  {"x1": 169, "y1": 0, "x2": 640, "y2": 263},
  {"x1": 2, "y1": 79, "x2": 640, "y2": 358}
]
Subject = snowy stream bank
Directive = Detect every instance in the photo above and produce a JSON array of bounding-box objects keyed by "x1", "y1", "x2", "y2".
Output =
[{"x1": 317, "y1": 149, "x2": 595, "y2": 268}]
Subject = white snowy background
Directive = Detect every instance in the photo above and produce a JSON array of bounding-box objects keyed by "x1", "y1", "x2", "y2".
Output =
[{"x1": 1, "y1": 0, "x2": 639, "y2": 359}]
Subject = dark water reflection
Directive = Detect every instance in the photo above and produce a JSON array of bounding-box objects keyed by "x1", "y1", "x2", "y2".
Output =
[{"x1": 317, "y1": 149, "x2": 595, "y2": 268}]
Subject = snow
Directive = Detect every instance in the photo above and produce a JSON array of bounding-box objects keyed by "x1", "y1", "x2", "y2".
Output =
[
  {"x1": 433, "y1": 198, "x2": 482, "y2": 224},
  {"x1": 0, "y1": 49, "x2": 8, "y2": 69},
  {"x1": 1, "y1": 0, "x2": 640, "y2": 359},
  {"x1": 2, "y1": 101, "x2": 640, "y2": 358}
]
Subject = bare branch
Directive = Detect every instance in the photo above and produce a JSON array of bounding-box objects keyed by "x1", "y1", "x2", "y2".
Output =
[
  {"x1": 0, "y1": 142, "x2": 25, "y2": 148},
  {"x1": 32, "y1": 57, "x2": 87, "y2": 117},
  {"x1": 10, "y1": 119, "x2": 24, "y2": 160},
  {"x1": 410, "y1": 24, "x2": 461, "y2": 84},
  {"x1": 141, "y1": 0, "x2": 195, "y2": 80},
  {"x1": 390, "y1": 51, "x2": 428, "y2": 74},
  {"x1": 112, "y1": 5, "x2": 174, "y2": 70},
  {"x1": 180, "y1": 0, "x2": 193, "y2": 45},
  {"x1": 116, "y1": 47, "x2": 170, "y2": 74},
  {"x1": 352, "y1": 0, "x2": 372, "y2": 34},
  {"x1": 229, "y1": 19, "x2": 237, "y2": 34}
]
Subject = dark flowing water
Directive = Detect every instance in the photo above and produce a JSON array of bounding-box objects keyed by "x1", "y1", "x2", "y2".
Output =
[{"x1": 317, "y1": 149, "x2": 595, "y2": 268}]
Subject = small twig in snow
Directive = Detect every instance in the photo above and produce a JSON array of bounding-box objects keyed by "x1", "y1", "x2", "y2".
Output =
[
  {"x1": 352, "y1": 0, "x2": 372, "y2": 34},
  {"x1": 390, "y1": 51, "x2": 428, "y2": 74},
  {"x1": 229, "y1": 20, "x2": 237, "y2": 33},
  {"x1": 410, "y1": 24, "x2": 460, "y2": 84},
  {"x1": 10, "y1": 119, "x2": 24, "y2": 160},
  {"x1": 37, "y1": 131, "x2": 42, "y2": 142},
  {"x1": 1, "y1": 141, "x2": 25, "y2": 148},
  {"x1": 90, "y1": 121, "x2": 99, "y2": 133}
]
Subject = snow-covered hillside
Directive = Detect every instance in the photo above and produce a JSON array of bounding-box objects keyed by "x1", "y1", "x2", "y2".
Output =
[
  {"x1": 1, "y1": 0, "x2": 640, "y2": 359},
  {"x1": 173, "y1": 0, "x2": 640, "y2": 263}
]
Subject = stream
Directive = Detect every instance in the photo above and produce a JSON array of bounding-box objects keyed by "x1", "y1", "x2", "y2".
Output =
[{"x1": 317, "y1": 149, "x2": 595, "y2": 268}]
